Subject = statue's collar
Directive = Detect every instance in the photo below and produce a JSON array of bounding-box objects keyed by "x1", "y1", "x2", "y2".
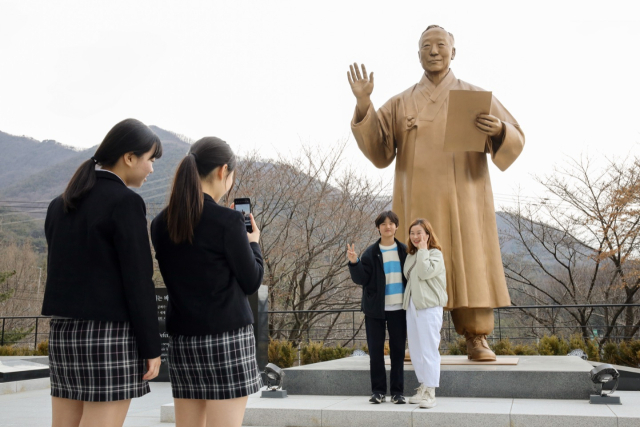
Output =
[{"x1": 418, "y1": 69, "x2": 457, "y2": 101}]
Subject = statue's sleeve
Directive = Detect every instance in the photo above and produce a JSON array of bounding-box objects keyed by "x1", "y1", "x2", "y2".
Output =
[
  {"x1": 351, "y1": 102, "x2": 396, "y2": 169},
  {"x1": 487, "y1": 97, "x2": 525, "y2": 171}
]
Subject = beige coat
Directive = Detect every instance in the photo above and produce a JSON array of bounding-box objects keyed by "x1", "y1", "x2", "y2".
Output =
[
  {"x1": 402, "y1": 248, "x2": 448, "y2": 311},
  {"x1": 351, "y1": 70, "x2": 524, "y2": 310}
]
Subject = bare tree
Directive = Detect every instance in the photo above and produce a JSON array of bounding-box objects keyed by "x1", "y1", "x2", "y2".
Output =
[
  {"x1": 0, "y1": 240, "x2": 47, "y2": 346},
  {"x1": 229, "y1": 140, "x2": 390, "y2": 345},
  {"x1": 501, "y1": 154, "x2": 640, "y2": 345}
]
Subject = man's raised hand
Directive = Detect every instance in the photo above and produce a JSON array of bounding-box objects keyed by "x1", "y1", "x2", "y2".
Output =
[
  {"x1": 346, "y1": 244, "x2": 358, "y2": 264},
  {"x1": 347, "y1": 63, "x2": 374, "y2": 101}
]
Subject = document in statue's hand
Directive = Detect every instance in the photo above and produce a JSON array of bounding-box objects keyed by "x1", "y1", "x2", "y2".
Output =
[{"x1": 443, "y1": 90, "x2": 492, "y2": 152}]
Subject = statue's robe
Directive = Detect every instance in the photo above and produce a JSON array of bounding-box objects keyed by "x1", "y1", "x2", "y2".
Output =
[{"x1": 351, "y1": 70, "x2": 524, "y2": 310}]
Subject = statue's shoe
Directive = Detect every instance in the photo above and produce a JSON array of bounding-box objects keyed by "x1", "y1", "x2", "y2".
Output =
[{"x1": 465, "y1": 333, "x2": 497, "y2": 362}]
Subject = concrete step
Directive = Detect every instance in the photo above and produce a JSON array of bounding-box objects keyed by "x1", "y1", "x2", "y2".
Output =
[
  {"x1": 0, "y1": 377, "x2": 50, "y2": 395},
  {"x1": 160, "y1": 392, "x2": 640, "y2": 426},
  {"x1": 283, "y1": 355, "x2": 600, "y2": 399}
]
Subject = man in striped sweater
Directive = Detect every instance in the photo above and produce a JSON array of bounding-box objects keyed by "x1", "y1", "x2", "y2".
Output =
[{"x1": 347, "y1": 211, "x2": 408, "y2": 404}]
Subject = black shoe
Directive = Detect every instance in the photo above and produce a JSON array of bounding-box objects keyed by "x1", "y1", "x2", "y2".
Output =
[
  {"x1": 369, "y1": 393, "x2": 385, "y2": 404},
  {"x1": 391, "y1": 394, "x2": 406, "y2": 404}
]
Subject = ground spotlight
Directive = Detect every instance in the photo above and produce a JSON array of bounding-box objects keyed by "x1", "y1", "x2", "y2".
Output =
[
  {"x1": 589, "y1": 364, "x2": 621, "y2": 404},
  {"x1": 261, "y1": 363, "x2": 288, "y2": 398}
]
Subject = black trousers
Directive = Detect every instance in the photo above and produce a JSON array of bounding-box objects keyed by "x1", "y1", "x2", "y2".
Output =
[{"x1": 365, "y1": 310, "x2": 407, "y2": 396}]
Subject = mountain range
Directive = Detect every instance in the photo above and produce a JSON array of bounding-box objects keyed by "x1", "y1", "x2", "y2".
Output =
[
  {"x1": 0, "y1": 126, "x2": 190, "y2": 204},
  {"x1": 0, "y1": 126, "x2": 550, "y2": 264}
]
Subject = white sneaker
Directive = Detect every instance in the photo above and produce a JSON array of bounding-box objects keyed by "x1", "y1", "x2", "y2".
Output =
[
  {"x1": 408, "y1": 384, "x2": 427, "y2": 404},
  {"x1": 419, "y1": 387, "x2": 437, "y2": 409}
]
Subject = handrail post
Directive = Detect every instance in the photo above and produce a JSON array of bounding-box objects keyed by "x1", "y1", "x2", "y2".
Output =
[
  {"x1": 498, "y1": 309, "x2": 502, "y2": 341},
  {"x1": 34, "y1": 317, "x2": 39, "y2": 349},
  {"x1": 1, "y1": 318, "x2": 4, "y2": 346}
]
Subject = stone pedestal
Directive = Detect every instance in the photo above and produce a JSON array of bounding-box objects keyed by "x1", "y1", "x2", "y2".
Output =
[{"x1": 282, "y1": 355, "x2": 600, "y2": 399}]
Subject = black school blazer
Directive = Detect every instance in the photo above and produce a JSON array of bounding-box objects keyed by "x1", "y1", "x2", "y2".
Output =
[
  {"x1": 150, "y1": 193, "x2": 264, "y2": 336},
  {"x1": 348, "y1": 238, "x2": 408, "y2": 319},
  {"x1": 41, "y1": 171, "x2": 161, "y2": 359}
]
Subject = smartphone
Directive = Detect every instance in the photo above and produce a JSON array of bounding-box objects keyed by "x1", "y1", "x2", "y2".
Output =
[{"x1": 234, "y1": 198, "x2": 253, "y2": 233}]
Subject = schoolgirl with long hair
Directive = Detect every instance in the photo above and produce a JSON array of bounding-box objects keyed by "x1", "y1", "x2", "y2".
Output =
[
  {"x1": 150, "y1": 137, "x2": 264, "y2": 427},
  {"x1": 42, "y1": 118, "x2": 163, "y2": 427},
  {"x1": 403, "y1": 218, "x2": 448, "y2": 409}
]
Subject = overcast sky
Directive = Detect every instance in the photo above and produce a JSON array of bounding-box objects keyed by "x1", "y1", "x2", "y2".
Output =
[{"x1": 1, "y1": 0, "x2": 639, "y2": 208}]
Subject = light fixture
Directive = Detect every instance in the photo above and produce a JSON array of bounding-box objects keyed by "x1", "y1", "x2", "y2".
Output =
[
  {"x1": 589, "y1": 364, "x2": 621, "y2": 404},
  {"x1": 261, "y1": 363, "x2": 287, "y2": 398}
]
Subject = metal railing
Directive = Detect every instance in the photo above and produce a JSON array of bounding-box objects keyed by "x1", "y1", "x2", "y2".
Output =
[
  {"x1": 1, "y1": 303, "x2": 639, "y2": 351},
  {"x1": 0, "y1": 315, "x2": 51, "y2": 349},
  {"x1": 268, "y1": 304, "x2": 640, "y2": 348}
]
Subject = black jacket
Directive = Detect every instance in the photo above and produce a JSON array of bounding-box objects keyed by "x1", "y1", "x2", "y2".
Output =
[
  {"x1": 150, "y1": 194, "x2": 264, "y2": 336},
  {"x1": 41, "y1": 171, "x2": 161, "y2": 359},
  {"x1": 348, "y1": 238, "x2": 408, "y2": 319}
]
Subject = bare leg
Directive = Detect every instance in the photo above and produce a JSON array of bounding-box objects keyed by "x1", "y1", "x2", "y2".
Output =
[
  {"x1": 78, "y1": 399, "x2": 131, "y2": 427},
  {"x1": 52, "y1": 396, "x2": 83, "y2": 427},
  {"x1": 205, "y1": 396, "x2": 249, "y2": 427},
  {"x1": 174, "y1": 398, "x2": 206, "y2": 427}
]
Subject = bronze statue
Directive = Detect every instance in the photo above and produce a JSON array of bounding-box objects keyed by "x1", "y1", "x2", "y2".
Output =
[{"x1": 347, "y1": 25, "x2": 524, "y2": 361}]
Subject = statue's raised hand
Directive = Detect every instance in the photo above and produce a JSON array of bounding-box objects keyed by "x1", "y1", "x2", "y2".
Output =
[{"x1": 348, "y1": 63, "x2": 374, "y2": 101}]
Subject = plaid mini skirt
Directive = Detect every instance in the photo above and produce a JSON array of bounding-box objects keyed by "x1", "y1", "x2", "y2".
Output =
[
  {"x1": 168, "y1": 324, "x2": 263, "y2": 400},
  {"x1": 49, "y1": 319, "x2": 149, "y2": 402}
]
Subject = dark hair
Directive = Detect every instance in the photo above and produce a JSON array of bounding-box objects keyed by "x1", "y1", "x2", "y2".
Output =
[
  {"x1": 375, "y1": 210, "x2": 399, "y2": 229},
  {"x1": 406, "y1": 218, "x2": 442, "y2": 255},
  {"x1": 166, "y1": 137, "x2": 236, "y2": 244},
  {"x1": 62, "y1": 119, "x2": 162, "y2": 212}
]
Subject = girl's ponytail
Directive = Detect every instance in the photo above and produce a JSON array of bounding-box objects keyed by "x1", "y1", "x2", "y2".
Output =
[
  {"x1": 62, "y1": 158, "x2": 98, "y2": 212},
  {"x1": 60, "y1": 119, "x2": 162, "y2": 213},
  {"x1": 166, "y1": 154, "x2": 204, "y2": 244},
  {"x1": 165, "y1": 137, "x2": 236, "y2": 244}
]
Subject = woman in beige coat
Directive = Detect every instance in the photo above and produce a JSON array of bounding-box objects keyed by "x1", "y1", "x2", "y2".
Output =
[{"x1": 404, "y1": 218, "x2": 447, "y2": 409}]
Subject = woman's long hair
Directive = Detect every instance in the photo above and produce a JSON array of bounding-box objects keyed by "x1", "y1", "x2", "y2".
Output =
[
  {"x1": 406, "y1": 218, "x2": 442, "y2": 255},
  {"x1": 62, "y1": 119, "x2": 162, "y2": 212},
  {"x1": 166, "y1": 137, "x2": 236, "y2": 244}
]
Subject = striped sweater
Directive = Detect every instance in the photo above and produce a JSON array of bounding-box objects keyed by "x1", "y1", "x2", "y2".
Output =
[{"x1": 380, "y1": 243, "x2": 404, "y2": 310}]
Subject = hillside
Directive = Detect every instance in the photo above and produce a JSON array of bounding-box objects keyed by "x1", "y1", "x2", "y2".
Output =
[
  {"x1": 0, "y1": 126, "x2": 577, "y2": 266},
  {"x1": 0, "y1": 131, "x2": 80, "y2": 192},
  {"x1": 0, "y1": 126, "x2": 191, "y2": 204}
]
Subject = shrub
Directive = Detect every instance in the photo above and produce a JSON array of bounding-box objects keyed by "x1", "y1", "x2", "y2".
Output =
[
  {"x1": 0, "y1": 344, "x2": 44, "y2": 356},
  {"x1": 361, "y1": 344, "x2": 369, "y2": 354},
  {"x1": 601, "y1": 340, "x2": 640, "y2": 368},
  {"x1": 301, "y1": 341, "x2": 323, "y2": 365},
  {"x1": 300, "y1": 341, "x2": 356, "y2": 365},
  {"x1": 36, "y1": 340, "x2": 49, "y2": 356},
  {"x1": 567, "y1": 333, "x2": 600, "y2": 361},
  {"x1": 585, "y1": 339, "x2": 600, "y2": 362},
  {"x1": 513, "y1": 344, "x2": 538, "y2": 355},
  {"x1": 537, "y1": 335, "x2": 570, "y2": 356},
  {"x1": 491, "y1": 338, "x2": 515, "y2": 355},
  {"x1": 447, "y1": 337, "x2": 467, "y2": 355},
  {"x1": 267, "y1": 339, "x2": 295, "y2": 368},
  {"x1": 326, "y1": 345, "x2": 352, "y2": 361},
  {"x1": 489, "y1": 338, "x2": 538, "y2": 356}
]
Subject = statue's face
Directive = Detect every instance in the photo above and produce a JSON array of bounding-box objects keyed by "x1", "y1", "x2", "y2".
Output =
[{"x1": 418, "y1": 27, "x2": 455, "y2": 74}]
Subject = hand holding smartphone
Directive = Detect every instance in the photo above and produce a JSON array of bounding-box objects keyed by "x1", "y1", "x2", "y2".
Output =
[{"x1": 233, "y1": 198, "x2": 253, "y2": 233}]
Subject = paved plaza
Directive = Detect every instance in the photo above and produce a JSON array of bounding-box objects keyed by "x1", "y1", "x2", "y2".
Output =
[{"x1": 1, "y1": 380, "x2": 640, "y2": 426}]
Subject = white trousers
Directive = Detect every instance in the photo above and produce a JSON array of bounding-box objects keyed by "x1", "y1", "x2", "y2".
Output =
[{"x1": 406, "y1": 300, "x2": 443, "y2": 387}]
